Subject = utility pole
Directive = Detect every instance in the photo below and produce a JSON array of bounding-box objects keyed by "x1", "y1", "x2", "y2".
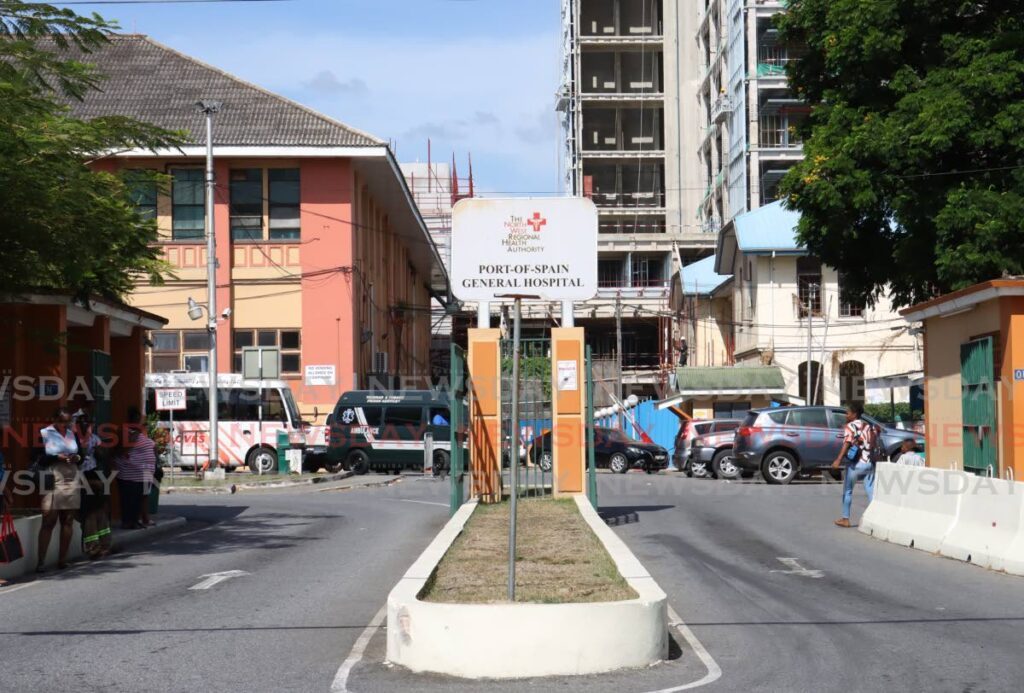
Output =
[
  {"x1": 197, "y1": 100, "x2": 222, "y2": 475},
  {"x1": 806, "y1": 284, "x2": 815, "y2": 405},
  {"x1": 615, "y1": 296, "x2": 623, "y2": 428}
]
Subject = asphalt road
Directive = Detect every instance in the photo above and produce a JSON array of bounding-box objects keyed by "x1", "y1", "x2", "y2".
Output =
[{"x1": 3, "y1": 472, "x2": 1024, "y2": 692}]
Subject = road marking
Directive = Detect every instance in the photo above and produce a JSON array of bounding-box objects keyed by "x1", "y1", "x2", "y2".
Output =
[
  {"x1": 0, "y1": 581, "x2": 42, "y2": 597},
  {"x1": 770, "y1": 557, "x2": 824, "y2": 578},
  {"x1": 330, "y1": 604, "x2": 387, "y2": 692},
  {"x1": 189, "y1": 570, "x2": 249, "y2": 591},
  {"x1": 386, "y1": 499, "x2": 449, "y2": 508},
  {"x1": 645, "y1": 605, "x2": 723, "y2": 692}
]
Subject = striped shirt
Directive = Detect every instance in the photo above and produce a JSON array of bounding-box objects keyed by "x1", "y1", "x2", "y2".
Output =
[{"x1": 118, "y1": 431, "x2": 156, "y2": 483}]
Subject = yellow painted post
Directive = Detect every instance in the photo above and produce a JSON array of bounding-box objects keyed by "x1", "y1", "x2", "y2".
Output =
[
  {"x1": 468, "y1": 328, "x2": 502, "y2": 503},
  {"x1": 551, "y1": 327, "x2": 586, "y2": 496}
]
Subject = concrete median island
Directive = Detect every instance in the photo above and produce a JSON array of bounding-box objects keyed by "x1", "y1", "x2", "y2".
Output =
[{"x1": 386, "y1": 495, "x2": 668, "y2": 679}]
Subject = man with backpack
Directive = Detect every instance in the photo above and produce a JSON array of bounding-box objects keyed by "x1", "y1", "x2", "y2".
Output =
[{"x1": 831, "y1": 402, "x2": 879, "y2": 528}]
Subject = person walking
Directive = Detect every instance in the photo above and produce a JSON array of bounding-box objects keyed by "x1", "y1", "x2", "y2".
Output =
[
  {"x1": 77, "y1": 415, "x2": 112, "y2": 558},
  {"x1": 116, "y1": 408, "x2": 155, "y2": 530},
  {"x1": 831, "y1": 402, "x2": 878, "y2": 528},
  {"x1": 37, "y1": 407, "x2": 82, "y2": 571}
]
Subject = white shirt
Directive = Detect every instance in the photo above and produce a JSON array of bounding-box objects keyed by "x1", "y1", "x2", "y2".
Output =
[
  {"x1": 896, "y1": 451, "x2": 925, "y2": 467},
  {"x1": 41, "y1": 425, "x2": 78, "y2": 458}
]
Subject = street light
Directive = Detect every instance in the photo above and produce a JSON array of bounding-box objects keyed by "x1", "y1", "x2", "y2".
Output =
[{"x1": 194, "y1": 99, "x2": 222, "y2": 476}]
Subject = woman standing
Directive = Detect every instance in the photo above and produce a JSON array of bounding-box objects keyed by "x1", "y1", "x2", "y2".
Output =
[
  {"x1": 116, "y1": 407, "x2": 155, "y2": 530},
  {"x1": 77, "y1": 416, "x2": 111, "y2": 558},
  {"x1": 38, "y1": 407, "x2": 81, "y2": 571}
]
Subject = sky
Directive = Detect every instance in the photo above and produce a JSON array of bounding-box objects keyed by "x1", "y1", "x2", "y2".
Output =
[{"x1": 56, "y1": 0, "x2": 565, "y2": 195}]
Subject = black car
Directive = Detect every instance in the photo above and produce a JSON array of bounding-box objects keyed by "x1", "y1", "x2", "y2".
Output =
[
  {"x1": 528, "y1": 426, "x2": 669, "y2": 474},
  {"x1": 732, "y1": 406, "x2": 926, "y2": 484}
]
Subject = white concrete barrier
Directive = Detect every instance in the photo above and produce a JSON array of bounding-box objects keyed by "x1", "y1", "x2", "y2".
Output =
[
  {"x1": 386, "y1": 495, "x2": 668, "y2": 679},
  {"x1": 0, "y1": 513, "x2": 83, "y2": 580},
  {"x1": 859, "y1": 463, "x2": 906, "y2": 542},
  {"x1": 992, "y1": 489, "x2": 1024, "y2": 576},
  {"x1": 939, "y1": 475, "x2": 1023, "y2": 569}
]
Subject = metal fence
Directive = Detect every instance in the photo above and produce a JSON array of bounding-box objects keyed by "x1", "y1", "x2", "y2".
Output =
[{"x1": 501, "y1": 337, "x2": 553, "y2": 500}]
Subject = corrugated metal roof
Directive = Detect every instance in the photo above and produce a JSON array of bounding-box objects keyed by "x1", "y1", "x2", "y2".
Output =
[
  {"x1": 734, "y1": 200, "x2": 804, "y2": 254},
  {"x1": 681, "y1": 255, "x2": 732, "y2": 295},
  {"x1": 674, "y1": 366, "x2": 786, "y2": 392},
  {"x1": 53, "y1": 35, "x2": 383, "y2": 147}
]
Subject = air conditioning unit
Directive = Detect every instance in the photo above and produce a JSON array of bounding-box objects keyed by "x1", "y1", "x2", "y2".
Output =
[{"x1": 373, "y1": 351, "x2": 389, "y2": 375}]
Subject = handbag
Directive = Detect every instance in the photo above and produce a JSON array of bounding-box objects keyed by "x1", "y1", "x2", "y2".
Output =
[
  {"x1": 1, "y1": 508, "x2": 24, "y2": 564},
  {"x1": 29, "y1": 451, "x2": 56, "y2": 493}
]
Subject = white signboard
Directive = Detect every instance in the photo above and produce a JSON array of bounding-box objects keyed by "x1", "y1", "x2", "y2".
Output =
[
  {"x1": 155, "y1": 388, "x2": 187, "y2": 411},
  {"x1": 451, "y1": 197, "x2": 598, "y2": 301},
  {"x1": 305, "y1": 364, "x2": 337, "y2": 387},
  {"x1": 557, "y1": 360, "x2": 579, "y2": 392}
]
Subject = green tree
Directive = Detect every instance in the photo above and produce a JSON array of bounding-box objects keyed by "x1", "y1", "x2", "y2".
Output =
[
  {"x1": 0, "y1": 1, "x2": 183, "y2": 300},
  {"x1": 778, "y1": 0, "x2": 1024, "y2": 308}
]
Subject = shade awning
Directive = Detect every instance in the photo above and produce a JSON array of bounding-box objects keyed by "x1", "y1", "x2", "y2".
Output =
[{"x1": 657, "y1": 366, "x2": 787, "y2": 409}]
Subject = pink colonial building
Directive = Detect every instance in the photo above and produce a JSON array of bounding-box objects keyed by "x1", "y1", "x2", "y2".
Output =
[{"x1": 67, "y1": 36, "x2": 448, "y2": 419}]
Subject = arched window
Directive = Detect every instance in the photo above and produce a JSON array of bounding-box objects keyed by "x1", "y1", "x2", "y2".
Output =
[
  {"x1": 840, "y1": 361, "x2": 866, "y2": 405},
  {"x1": 798, "y1": 360, "x2": 824, "y2": 405}
]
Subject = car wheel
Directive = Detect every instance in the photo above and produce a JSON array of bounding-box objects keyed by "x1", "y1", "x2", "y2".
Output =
[
  {"x1": 538, "y1": 451, "x2": 553, "y2": 473},
  {"x1": 433, "y1": 450, "x2": 450, "y2": 477},
  {"x1": 609, "y1": 453, "x2": 629, "y2": 474},
  {"x1": 690, "y1": 460, "x2": 712, "y2": 479},
  {"x1": 762, "y1": 451, "x2": 798, "y2": 485},
  {"x1": 347, "y1": 449, "x2": 370, "y2": 475},
  {"x1": 712, "y1": 450, "x2": 741, "y2": 480},
  {"x1": 246, "y1": 445, "x2": 276, "y2": 474}
]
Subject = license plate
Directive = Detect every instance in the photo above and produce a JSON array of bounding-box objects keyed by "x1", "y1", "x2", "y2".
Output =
[{"x1": 654, "y1": 454, "x2": 666, "y2": 460}]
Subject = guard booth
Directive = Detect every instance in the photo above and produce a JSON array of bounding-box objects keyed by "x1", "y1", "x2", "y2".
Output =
[{"x1": 901, "y1": 279, "x2": 1024, "y2": 478}]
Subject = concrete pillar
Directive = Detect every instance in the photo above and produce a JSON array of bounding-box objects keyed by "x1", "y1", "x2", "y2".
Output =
[
  {"x1": 1000, "y1": 299, "x2": 1024, "y2": 480},
  {"x1": 562, "y1": 301, "x2": 575, "y2": 327},
  {"x1": 468, "y1": 328, "x2": 502, "y2": 503},
  {"x1": 109, "y1": 326, "x2": 145, "y2": 426},
  {"x1": 477, "y1": 302, "x2": 490, "y2": 329},
  {"x1": 551, "y1": 327, "x2": 586, "y2": 496}
]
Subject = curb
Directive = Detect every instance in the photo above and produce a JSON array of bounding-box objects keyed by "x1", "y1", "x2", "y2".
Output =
[
  {"x1": 164, "y1": 470, "x2": 354, "y2": 495},
  {"x1": 114, "y1": 516, "x2": 188, "y2": 552}
]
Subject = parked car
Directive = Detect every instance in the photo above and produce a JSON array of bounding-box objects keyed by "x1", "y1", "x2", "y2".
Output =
[
  {"x1": 528, "y1": 426, "x2": 669, "y2": 474},
  {"x1": 674, "y1": 419, "x2": 742, "y2": 476},
  {"x1": 732, "y1": 406, "x2": 926, "y2": 484},
  {"x1": 689, "y1": 428, "x2": 751, "y2": 480}
]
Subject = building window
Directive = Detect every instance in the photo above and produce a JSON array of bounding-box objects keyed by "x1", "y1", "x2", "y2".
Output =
[
  {"x1": 268, "y1": 169, "x2": 301, "y2": 240},
  {"x1": 839, "y1": 360, "x2": 866, "y2": 405},
  {"x1": 230, "y1": 168, "x2": 264, "y2": 241},
  {"x1": 126, "y1": 171, "x2": 158, "y2": 221},
  {"x1": 838, "y1": 273, "x2": 865, "y2": 318},
  {"x1": 232, "y1": 329, "x2": 301, "y2": 375},
  {"x1": 797, "y1": 256, "x2": 822, "y2": 318},
  {"x1": 171, "y1": 168, "x2": 205, "y2": 240},
  {"x1": 598, "y1": 259, "x2": 624, "y2": 287},
  {"x1": 147, "y1": 329, "x2": 210, "y2": 372},
  {"x1": 632, "y1": 256, "x2": 664, "y2": 287}
]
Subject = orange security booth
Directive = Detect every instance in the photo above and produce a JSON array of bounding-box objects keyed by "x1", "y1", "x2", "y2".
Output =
[{"x1": 901, "y1": 279, "x2": 1024, "y2": 479}]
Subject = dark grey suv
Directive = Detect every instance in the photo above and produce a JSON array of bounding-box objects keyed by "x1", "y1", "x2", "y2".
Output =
[{"x1": 732, "y1": 406, "x2": 925, "y2": 484}]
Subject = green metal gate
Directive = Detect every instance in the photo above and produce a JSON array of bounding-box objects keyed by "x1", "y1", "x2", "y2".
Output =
[
  {"x1": 449, "y1": 344, "x2": 468, "y2": 515},
  {"x1": 501, "y1": 337, "x2": 552, "y2": 499},
  {"x1": 91, "y1": 350, "x2": 112, "y2": 426},
  {"x1": 960, "y1": 337, "x2": 997, "y2": 475}
]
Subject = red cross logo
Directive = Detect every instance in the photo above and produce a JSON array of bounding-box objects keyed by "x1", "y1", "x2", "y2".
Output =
[{"x1": 527, "y1": 212, "x2": 547, "y2": 232}]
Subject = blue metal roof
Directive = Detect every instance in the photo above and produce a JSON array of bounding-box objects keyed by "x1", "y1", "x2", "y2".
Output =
[
  {"x1": 734, "y1": 200, "x2": 805, "y2": 254},
  {"x1": 681, "y1": 255, "x2": 732, "y2": 295}
]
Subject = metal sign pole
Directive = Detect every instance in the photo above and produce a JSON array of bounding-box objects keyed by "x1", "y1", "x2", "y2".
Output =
[{"x1": 508, "y1": 296, "x2": 522, "y2": 602}]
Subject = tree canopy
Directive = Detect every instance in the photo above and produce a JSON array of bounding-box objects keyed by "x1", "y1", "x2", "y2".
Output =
[
  {"x1": 0, "y1": 1, "x2": 183, "y2": 301},
  {"x1": 778, "y1": 0, "x2": 1024, "y2": 308}
]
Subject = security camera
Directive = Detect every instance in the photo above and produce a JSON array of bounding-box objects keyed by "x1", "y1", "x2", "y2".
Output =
[{"x1": 221, "y1": 308, "x2": 232, "y2": 319}]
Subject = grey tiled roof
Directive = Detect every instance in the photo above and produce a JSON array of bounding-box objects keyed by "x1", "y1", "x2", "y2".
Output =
[{"x1": 58, "y1": 35, "x2": 383, "y2": 147}]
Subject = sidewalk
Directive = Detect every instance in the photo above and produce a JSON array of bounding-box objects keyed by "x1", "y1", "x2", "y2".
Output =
[
  {"x1": 162, "y1": 469, "x2": 354, "y2": 494},
  {"x1": 0, "y1": 513, "x2": 186, "y2": 583}
]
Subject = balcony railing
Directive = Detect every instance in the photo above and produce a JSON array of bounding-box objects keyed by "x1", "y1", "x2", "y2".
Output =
[{"x1": 711, "y1": 95, "x2": 734, "y2": 123}]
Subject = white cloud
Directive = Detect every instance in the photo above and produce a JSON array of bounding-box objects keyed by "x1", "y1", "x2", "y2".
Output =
[{"x1": 165, "y1": 30, "x2": 563, "y2": 193}]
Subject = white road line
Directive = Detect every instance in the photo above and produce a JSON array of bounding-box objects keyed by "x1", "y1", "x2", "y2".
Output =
[
  {"x1": 330, "y1": 604, "x2": 387, "y2": 693},
  {"x1": 386, "y1": 499, "x2": 449, "y2": 508},
  {"x1": 645, "y1": 605, "x2": 723, "y2": 693},
  {"x1": 0, "y1": 581, "x2": 42, "y2": 597},
  {"x1": 770, "y1": 557, "x2": 824, "y2": 578}
]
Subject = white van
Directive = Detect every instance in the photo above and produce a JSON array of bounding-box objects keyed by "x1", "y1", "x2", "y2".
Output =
[{"x1": 144, "y1": 372, "x2": 308, "y2": 473}]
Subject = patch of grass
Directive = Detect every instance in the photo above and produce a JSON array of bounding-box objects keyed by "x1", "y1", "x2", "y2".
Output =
[{"x1": 422, "y1": 498, "x2": 637, "y2": 604}]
